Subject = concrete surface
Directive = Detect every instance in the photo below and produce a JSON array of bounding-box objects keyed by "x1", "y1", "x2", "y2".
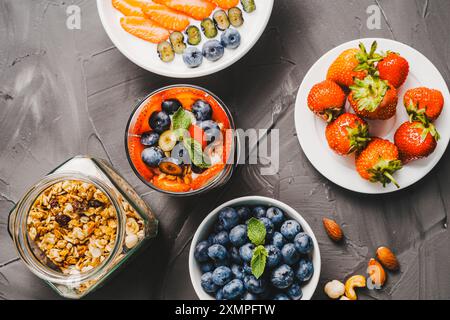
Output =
[{"x1": 0, "y1": 0, "x2": 449, "y2": 300}]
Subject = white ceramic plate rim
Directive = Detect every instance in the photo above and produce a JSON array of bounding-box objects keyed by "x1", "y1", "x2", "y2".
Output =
[
  {"x1": 189, "y1": 196, "x2": 321, "y2": 300},
  {"x1": 96, "y1": 0, "x2": 274, "y2": 78},
  {"x1": 295, "y1": 38, "x2": 450, "y2": 194}
]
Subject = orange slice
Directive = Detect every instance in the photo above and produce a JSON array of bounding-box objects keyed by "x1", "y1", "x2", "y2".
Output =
[
  {"x1": 208, "y1": 0, "x2": 239, "y2": 10},
  {"x1": 120, "y1": 16, "x2": 170, "y2": 43},
  {"x1": 112, "y1": 0, "x2": 145, "y2": 17},
  {"x1": 142, "y1": 2, "x2": 190, "y2": 31},
  {"x1": 152, "y1": 0, "x2": 216, "y2": 20}
]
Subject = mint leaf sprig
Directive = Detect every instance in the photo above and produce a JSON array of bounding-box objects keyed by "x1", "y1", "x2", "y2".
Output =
[{"x1": 247, "y1": 218, "x2": 268, "y2": 279}]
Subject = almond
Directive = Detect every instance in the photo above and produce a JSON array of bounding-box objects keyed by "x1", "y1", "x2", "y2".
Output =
[
  {"x1": 323, "y1": 218, "x2": 344, "y2": 242},
  {"x1": 367, "y1": 258, "x2": 386, "y2": 287},
  {"x1": 376, "y1": 246, "x2": 399, "y2": 271}
]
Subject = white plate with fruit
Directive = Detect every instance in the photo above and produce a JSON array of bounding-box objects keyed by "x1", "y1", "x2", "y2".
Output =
[
  {"x1": 295, "y1": 38, "x2": 450, "y2": 194},
  {"x1": 97, "y1": 0, "x2": 273, "y2": 78}
]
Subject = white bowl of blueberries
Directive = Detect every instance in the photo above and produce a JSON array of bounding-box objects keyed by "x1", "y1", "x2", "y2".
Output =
[{"x1": 189, "y1": 196, "x2": 321, "y2": 300}]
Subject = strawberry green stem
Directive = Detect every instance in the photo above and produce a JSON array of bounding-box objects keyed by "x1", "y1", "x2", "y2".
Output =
[{"x1": 383, "y1": 172, "x2": 400, "y2": 189}]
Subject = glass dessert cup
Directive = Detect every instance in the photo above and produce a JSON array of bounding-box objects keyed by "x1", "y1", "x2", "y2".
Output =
[
  {"x1": 8, "y1": 156, "x2": 158, "y2": 299},
  {"x1": 125, "y1": 85, "x2": 238, "y2": 196}
]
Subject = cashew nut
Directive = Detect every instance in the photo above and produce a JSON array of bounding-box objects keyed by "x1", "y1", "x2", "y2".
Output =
[
  {"x1": 324, "y1": 280, "x2": 345, "y2": 299},
  {"x1": 344, "y1": 275, "x2": 366, "y2": 300}
]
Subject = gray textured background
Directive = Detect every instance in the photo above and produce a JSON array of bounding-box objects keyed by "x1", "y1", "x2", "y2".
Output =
[{"x1": 1, "y1": 0, "x2": 450, "y2": 300}]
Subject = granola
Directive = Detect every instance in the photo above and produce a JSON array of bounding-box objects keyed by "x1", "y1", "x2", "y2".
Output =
[{"x1": 26, "y1": 180, "x2": 145, "y2": 277}]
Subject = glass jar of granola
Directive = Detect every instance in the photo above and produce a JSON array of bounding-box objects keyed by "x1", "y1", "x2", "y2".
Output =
[{"x1": 8, "y1": 156, "x2": 158, "y2": 299}]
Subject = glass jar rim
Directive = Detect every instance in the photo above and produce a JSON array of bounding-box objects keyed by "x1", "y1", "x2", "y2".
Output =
[
  {"x1": 11, "y1": 172, "x2": 126, "y2": 285},
  {"x1": 124, "y1": 84, "x2": 239, "y2": 197}
]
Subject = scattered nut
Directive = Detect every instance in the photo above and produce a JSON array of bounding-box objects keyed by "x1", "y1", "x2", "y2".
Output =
[
  {"x1": 324, "y1": 280, "x2": 345, "y2": 299},
  {"x1": 344, "y1": 275, "x2": 366, "y2": 300},
  {"x1": 125, "y1": 233, "x2": 138, "y2": 249},
  {"x1": 323, "y1": 218, "x2": 344, "y2": 242},
  {"x1": 376, "y1": 246, "x2": 399, "y2": 271},
  {"x1": 367, "y1": 258, "x2": 386, "y2": 288}
]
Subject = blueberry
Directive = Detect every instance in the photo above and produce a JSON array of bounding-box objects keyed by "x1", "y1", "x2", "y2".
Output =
[
  {"x1": 218, "y1": 207, "x2": 240, "y2": 230},
  {"x1": 230, "y1": 247, "x2": 242, "y2": 264},
  {"x1": 244, "y1": 275, "x2": 267, "y2": 294},
  {"x1": 201, "y1": 272, "x2": 218, "y2": 294},
  {"x1": 149, "y1": 111, "x2": 171, "y2": 133},
  {"x1": 162, "y1": 99, "x2": 182, "y2": 115},
  {"x1": 280, "y1": 220, "x2": 302, "y2": 241},
  {"x1": 273, "y1": 293, "x2": 290, "y2": 300},
  {"x1": 239, "y1": 243, "x2": 254, "y2": 262},
  {"x1": 259, "y1": 217, "x2": 274, "y2": 237},
  {"x1": 296, "y1": 259, "x2": 314, "y2": 282},
  {"x1": 271, "y1": 264, "x2": 294, "y2": 289},
  {"x1": 213, "y1": 231, "x2": 230, "y2": 247},
  {"x1": 140, "y1": 131, "x2": 159, "y2": 146},
  {"x1": 229, "y1": 225, "x2": 247, "y2": 247},
  {"x1": 216, "y1": 288, "x2": 225, "y2": 300},
  {"x1": 266, "y1": 207, "x2": 285, "y2": 226},
  {"x1": 222, "y1": 279, "x2": 245, "y2": 300},
  {"x1": 272, "y1": 232, "x2": 286, "y2": 250},
  {"x1": 236, "y1": 206, "x2": 251, "y2": 221},
  {"x1": 221, "y1": 28, "x2": 241, "y2": 49},
  {"x1": 265, "y1": 245, "x2": 282, "y2": 269},
  {"x1": 286, "y1": 282, "x2": 303, "y2": 300},
  {"x1": 281, "y1": 243, "x2": 300, "y2": 265},
  {"x1": 202, "y1": 40, "x2": 225, "y2": 61},
  {"x1": 212, "y1": 266, "x2": 233, "y2": 286},
  {"x1": 231, "y1": 264, "x2": 245, "y2": 280},
  {"x1": 199, "y1": 120, "x2": 221, "y2": 145},
  {"x1": 252, "y1": 206, "x2": 267, "y2": 218},
  {"x1": 192, "y1": 100, "x2": 212, "y2": 121},
  {"x1": 141, "y1": 147, "x2": 164, "y2": 168},
  {"x1": 207, "y1": 233, "x2": 216, "y2": 244},
  {"x1": 207, "y1": 244, "x2": 228, "y2": 261},
  {"x1": 183, "y1": 47, "x2": 203, "y2": 68},
  {"x1": 214, "y1": 223, "x2": 225, "y2": 233},
  {"x1": 243, "y1": 263, "x2": 252, "y2": 275},
  {"x1": 242, "y1": 292, "x2": 258, "y2": 300},
  {"x1": 294, "y1": 232, "x2": 313, "y2": 254},
  {"x1": 200, "y1": 262, "x2": 214, "y2": 273},
  {"x1": 194, "y1": 241, "x2": 211, "y2": 263}
]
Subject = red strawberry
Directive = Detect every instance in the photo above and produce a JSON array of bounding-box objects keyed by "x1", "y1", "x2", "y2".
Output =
[
  {"x1": 307, "y1": 80, "x2": 346, "y2": 122},
  {"x1": 349, "y1": 75, "x2": 398, "y2": 120},
  {"x1": 377, "y1": 52, "x2": 409, "y2": 88},
  {"x1": 327, "y1": 41, "x2": 383, "y2": 88},
  {"x1": 394, "y1": 121, "x2": 438, "y2": 163},
  {"x1": 403, "y1": 87, "x2": 444, "y2": 123},
  {"x1": 325, "y1": 113, "x2": 370, "y2": 155},
  {"x1": 355, "y1": 138, "x2": 402, "y2": 188}
]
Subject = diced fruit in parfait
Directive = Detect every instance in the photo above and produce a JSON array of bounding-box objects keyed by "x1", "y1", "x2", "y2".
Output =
[
  {"x1": 120, "y1": 16, "x2": 170, "y2": 44},
  {"x1": 127, "y1": 86, "x2": 233, "y2": 194}
]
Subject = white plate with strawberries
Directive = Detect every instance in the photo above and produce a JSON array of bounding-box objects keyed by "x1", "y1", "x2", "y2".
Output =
[
  {"x1": 97, "y1": 0, "x2": 273, "y2": 78},
  {"x1": 295, "y1": 38, "x2": 450, "y2": 194}
]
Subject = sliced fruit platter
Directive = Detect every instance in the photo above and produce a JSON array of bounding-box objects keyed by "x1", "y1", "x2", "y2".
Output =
[
  {"x1": 97, "y1": 0, "x2": 274, "y2": 77},
  {"x1": 125, "y1": 85, "x2": 236, "y2": 195},
  {"x1": 295, "y1": 38, "x2": 450, "y2": 194}
]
